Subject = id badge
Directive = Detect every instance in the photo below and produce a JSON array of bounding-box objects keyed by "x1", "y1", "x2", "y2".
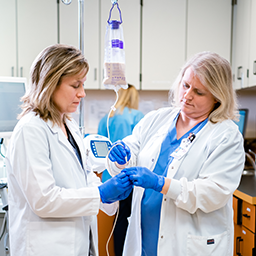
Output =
[{"x1": 171, "y1": 133, "x2": 195, "y2": 160}]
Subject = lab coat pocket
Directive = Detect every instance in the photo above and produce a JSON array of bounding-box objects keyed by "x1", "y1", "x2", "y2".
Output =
[
  {"x1": 27, "y1": 221, "x2": 75, "y2": 256},
  {"x1": 187, "y1": 231, "x2": 228, "y2": 256}
]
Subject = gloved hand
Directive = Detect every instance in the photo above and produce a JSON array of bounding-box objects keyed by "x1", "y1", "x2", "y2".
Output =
[
  {"x1": 98, "y1": 171, "x2": 133, "y2": 204},
  {"x1": 108, "y1": 140, "x2": 131, "y2": 165},
  {"x1": 124, "y1": 167, "x2": 165, "y2": 192}
]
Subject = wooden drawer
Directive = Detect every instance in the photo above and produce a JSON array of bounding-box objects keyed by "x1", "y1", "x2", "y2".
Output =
[
  {"x1": 241, "y1": 226, "x2": 255, "y2": 256},
  {"x1": 242, "y1": 201, "x2": 256, "y2": 233}
]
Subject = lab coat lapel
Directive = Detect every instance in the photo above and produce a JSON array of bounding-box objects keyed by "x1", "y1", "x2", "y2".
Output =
[
  {"x1": 69, "y1": 127, "x2": 85, "y2": 157},
  {"x1": 155, "y1": 109, "x2": 179, "y2": 138},
  {"x1": 64, "y1": 120, "x2": 88, "y2": 171},
  {"x1": 46, "y1": 120, "x2": 84, "y2": 169},
  {"x1": 145, "y1": 110, "x2": 179, "y2": 172}
]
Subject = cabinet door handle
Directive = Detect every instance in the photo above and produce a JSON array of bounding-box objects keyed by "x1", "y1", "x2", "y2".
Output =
[
  {"x1": 236, "y1": 236, "x2": 243, "y2": 255},
  {"x1": 94, "y1": 68, "x2": 97, "y2": 81},
  {"x1": 237, "y1": 66, "x2": 242, "y2": 80},
  {"x1": 253, "y1": 61, "x2": 256, "y2": 75},
  {"x1": 242, "y1": 213, "x2": 250, "y2": 218}
]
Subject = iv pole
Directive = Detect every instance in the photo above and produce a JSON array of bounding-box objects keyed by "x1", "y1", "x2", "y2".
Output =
[
  {"x1": 61, "y1": 0, "x2": 85, "y2": 136},
  {"x1": 78, "y1": 0, "x2": 85, "y2": 136}
]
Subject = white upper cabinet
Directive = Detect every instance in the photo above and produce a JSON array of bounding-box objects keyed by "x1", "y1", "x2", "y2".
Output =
[
  {"x1": 101, "y1": 0, "x2": 141, "y2": 90},
  {"x1": 0, "y1": 0, "x2": 57, "y2": 81},
  {"x1": 84, "y1": 0, "x2": 100, "y2": 89},
  {"x1": 141, "y1": 0, "x2": 186, "y2": 90},
  {"x1": 187, "y1": 0, "x2": 232, "y2": 62},
  {"x1": 59, "y1": 1, "x2": 79, "y2": 48},
  {"x1": 0, "y1": 0, "x2": 16, "y2": 77},
  {"x1": 59, "y1": 0, "x2": 100, "y2": 89},
  {"x1": 0, "y1": 1, "x2": 234, "y2": 91},
  {"x1": 141, "y1": 0, "x2": 232, "y2": 90},
  {"x1": 17, "y1": 0, "x2": 58, "y2": 81},
  {"x1": 232, "y1": 0, "x2": 256, "y2": 89},
  {"x1": 232, "y1": 0, "x2": 251, "y2": 90},
  {"x1": 249, "y1": 0, "x2": 256, "y2": 87}
]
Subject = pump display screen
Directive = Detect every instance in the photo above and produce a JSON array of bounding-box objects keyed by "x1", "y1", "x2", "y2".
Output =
[{"x1": 93, "y1": 141, "x2": 109, "y2": 157}]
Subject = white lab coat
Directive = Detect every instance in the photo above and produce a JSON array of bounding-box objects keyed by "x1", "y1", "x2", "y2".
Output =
[
  {"x1": 108, "y1": 107, "x2": 245, "y2": 256},
  {"x1": 6, "y1": 112, "x2": 117, "y2": 256}
]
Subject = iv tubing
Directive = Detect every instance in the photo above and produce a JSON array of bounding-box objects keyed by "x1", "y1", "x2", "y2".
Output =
[
  {"x1": 0, "y1": 145, "x2": 5, "y2": 159},
  {"x1": 106, "y1": 203, "x2": 119, "y2": 256},
  {"x1": 105, "y1": 142, "x2": 129, "y2": 256},
  {"x1": 106, "y1": 88, "x2": 119, "y2": 141}
]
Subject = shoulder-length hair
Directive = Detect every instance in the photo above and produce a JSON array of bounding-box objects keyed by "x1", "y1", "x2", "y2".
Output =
[
  {"x1": 110, "y1": 84, "x2": 139, "y2": 117},
  {"x1": 19, "y1": 44, "x2": 89, "y2": 126},
  {"x1": 169, "y1": 51, "x2": 238, "y2": 123}
]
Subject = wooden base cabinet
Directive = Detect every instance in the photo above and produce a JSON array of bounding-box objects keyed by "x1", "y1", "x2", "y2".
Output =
[
  {"x1": 233, "y1": 196, "x2": 256, "y2": 255},
  {"x1": 97, "y1": 210, "x2": 115, "y2": 256}
]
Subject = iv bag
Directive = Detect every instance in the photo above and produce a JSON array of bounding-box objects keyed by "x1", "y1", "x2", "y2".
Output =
[{"x1": 103, "y1": 20, "x2": 128, "y2": 90}]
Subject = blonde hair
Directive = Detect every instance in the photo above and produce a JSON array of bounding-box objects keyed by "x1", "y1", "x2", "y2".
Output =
[
  {"x1": 170, "y1": 51, "x2": 238, "y2": 123},
  {"x1": 19, "y1": 44, "x2": 89, "y2": 126},
  {"x1": 110, "y1": 84, "x2": 139, "y2": 117}
]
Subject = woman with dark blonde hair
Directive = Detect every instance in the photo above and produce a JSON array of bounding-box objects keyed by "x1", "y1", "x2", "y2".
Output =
[
  {"x1": 106, "y1": 52, "x2": 245, "y2": 256},
  {"x1": 6, "y1": 44, "x2": 132, "y2": 256}
]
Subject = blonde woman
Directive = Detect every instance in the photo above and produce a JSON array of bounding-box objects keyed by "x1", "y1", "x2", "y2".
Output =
[
  {"x1": 6, "y1": 44, "x2": 132, "y2": 256},
  {"x1": 98, "y1": 84, "x2": 144, "y2": 256},
  {"x1": 107, "y1": 52, "x2": 245, "y2": 256},
  {"x1": 98, "y1": 84, "x2": 144, "y2": 146}
]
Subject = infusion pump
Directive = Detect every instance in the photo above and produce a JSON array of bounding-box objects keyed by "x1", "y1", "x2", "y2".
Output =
[{"x1": 83, "y1": 134, "x2": 112, "y2": 174}]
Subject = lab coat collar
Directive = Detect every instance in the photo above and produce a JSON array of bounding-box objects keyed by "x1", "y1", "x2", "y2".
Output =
[
  {"x1": 155, "y1": 108, "x2": 180, "y2": 137},
  {"x1": 45, "y1": 119, "x2": 61, "y2": 135}
]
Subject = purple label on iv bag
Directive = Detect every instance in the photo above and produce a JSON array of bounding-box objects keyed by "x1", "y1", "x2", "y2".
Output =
[{"x1": 111, "y1": 39, "x2": 123, "y2": 49}]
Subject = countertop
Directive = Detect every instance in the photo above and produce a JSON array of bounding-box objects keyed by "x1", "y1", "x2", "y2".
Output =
[{"x1": 234, "y1": 174, "x2": 256, "y2": 205}]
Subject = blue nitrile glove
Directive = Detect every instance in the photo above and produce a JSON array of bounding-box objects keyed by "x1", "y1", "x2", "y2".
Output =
[
  {"x1": 124, "y1": 167, "x2": 165, "y2": 192},
  {"x1": 98, "y1": 171, "x2": 133, "y2": 204},
  {"x1": 108, "y1": 140, "x2": 131, "y2": 165}
]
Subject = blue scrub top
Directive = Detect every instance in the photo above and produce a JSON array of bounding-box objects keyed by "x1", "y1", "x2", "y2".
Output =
[
  {"x1": 141, "y1": 114, "x2": 208, "y2": 256},
  {"x1": 98, "y1": 107, "x2": 144, "y2": 182}
]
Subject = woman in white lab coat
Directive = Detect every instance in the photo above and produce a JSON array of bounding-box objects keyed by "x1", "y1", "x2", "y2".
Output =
[
  {"x1": 6, "y1": 44, "x2": 132, "y2": 256},
  {"x1": 107, "y1": 52, "x2": 245, "y2": 256}
]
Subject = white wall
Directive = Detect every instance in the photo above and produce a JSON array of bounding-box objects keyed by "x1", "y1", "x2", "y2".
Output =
[
  {"x1": 77, "y1": 88, "x2": 256, "y2": 139},
  {"x1": 79, "y1": 89, "x2": 169, "y2": 134}
]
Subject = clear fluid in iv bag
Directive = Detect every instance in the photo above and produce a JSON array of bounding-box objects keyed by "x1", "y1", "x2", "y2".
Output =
[{"x1": 103, "y1": 62, "x2": 126, "y2": 86}]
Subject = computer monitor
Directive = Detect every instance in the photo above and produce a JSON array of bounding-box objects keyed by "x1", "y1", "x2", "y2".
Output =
[
  {"x1": 0, "y1": 76, "x2": 27, "y2": 138},
  {"x1": 234, "y1": 108, "x2": 249, "y2": 137}
]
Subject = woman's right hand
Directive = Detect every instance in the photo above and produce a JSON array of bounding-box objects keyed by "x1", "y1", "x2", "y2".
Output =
[{"x1": 108, "y1": 140, "x2": 131, "y2": 165}]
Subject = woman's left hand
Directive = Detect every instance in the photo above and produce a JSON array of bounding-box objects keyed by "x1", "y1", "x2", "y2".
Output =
[
  {"x1": 123, "y1": 167, "x2": 165, "y2": 192},
  {"x1": 98, "y1": 172, "x2": 133, "y2": 204}
]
